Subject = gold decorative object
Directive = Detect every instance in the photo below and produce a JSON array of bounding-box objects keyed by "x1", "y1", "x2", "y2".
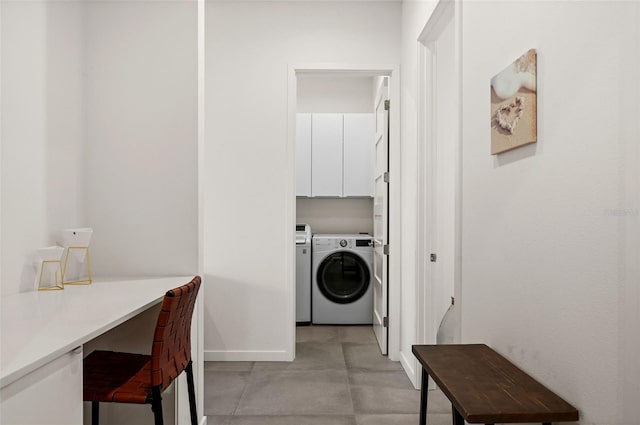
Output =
[
  {"x1": 60, "y1": 228, "x2": 94, "y2": 285},
  {"x1": 62, "y1": 246, "x2": 92, "y2": 285},
  {"x1": 38, "y1": 260, "x2": 64, "y2": 291},
  {"x1": 36, "y1": 246, "x2": 65, "y2": 291}
]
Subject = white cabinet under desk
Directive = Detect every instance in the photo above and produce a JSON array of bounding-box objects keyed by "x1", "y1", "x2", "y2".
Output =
[
  {"x1": 0, "y1": 276, "x2": 203, "y2": 425},
  {"x1": 1, "y1": 347, "x2": 83, "y2": 424}
]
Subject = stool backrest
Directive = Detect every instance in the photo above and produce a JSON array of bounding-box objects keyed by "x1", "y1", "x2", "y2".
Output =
[{"x1": 150, "y1": 276, "x2": 201, "y2": 389}]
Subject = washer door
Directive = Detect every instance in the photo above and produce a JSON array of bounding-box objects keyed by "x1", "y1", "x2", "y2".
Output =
[{"x1": 317, "y1": 251, "x2": 370, "y2": 304}]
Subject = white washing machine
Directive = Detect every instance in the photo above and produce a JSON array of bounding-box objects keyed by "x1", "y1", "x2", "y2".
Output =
[
  {"x1": 296, "y1": 224, "x2": 312, "y2": 324},
  {"x1": 312, "y1": 234, "x2": 373, "y2": 325}
]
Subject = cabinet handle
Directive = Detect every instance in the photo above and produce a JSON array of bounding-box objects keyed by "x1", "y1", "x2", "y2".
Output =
[{"x1": 72, "y1": 346, "x2": 83, "y2": 355}]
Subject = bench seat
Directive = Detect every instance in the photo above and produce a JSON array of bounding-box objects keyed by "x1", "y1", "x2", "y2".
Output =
[{"x1": 412, "y1": 344, "x2": 579, "y2": 425}]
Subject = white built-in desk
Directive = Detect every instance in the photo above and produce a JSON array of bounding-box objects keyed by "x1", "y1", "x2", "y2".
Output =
[{"x1": 0, "y1": 276, "x2": 202, "y2": 425}]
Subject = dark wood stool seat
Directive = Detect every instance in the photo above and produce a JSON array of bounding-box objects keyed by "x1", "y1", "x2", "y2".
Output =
[
  {"x1": 83, "y1": 276, "x2": 201, "y2": 425},
  {"x1": 412, "y1": 344, "x2": 579, "y2": 425}
]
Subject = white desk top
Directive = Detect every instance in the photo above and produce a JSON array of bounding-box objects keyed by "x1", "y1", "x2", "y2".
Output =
[{"x1": 0, "y1": 276, "x2": 195, "y2": 388}]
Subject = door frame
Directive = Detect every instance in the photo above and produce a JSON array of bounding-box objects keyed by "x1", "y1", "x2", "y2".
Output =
[
  {"x1": 415, "y1": 0, "x2": 463, "y2": 386},
  {"x1": 286, "y1": 63, "x2": 401, "y2": 361}
]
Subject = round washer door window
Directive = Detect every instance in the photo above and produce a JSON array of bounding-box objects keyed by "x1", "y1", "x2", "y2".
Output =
[{"x1": 317, "y1": 251, "x2": 370, "y2": 304}]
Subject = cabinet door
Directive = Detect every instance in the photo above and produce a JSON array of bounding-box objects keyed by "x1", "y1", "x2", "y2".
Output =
[
  {"x1": 311, "y1": 114, "x2": 344, "y2": 197},
  {"x1": 0, "y1": 349, "x2": 83, "y2": 425},
  {"x1": 343, "y1": 113, "x2": 374, "y2": 197},
  {"x1": 296, "y1": 114, "x2": 312, "y2": 197}
]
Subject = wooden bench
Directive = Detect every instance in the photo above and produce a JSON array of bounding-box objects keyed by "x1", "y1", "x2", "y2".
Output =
[{"x1": 412, "y1": 344, "x2": 579, "y2": 425}]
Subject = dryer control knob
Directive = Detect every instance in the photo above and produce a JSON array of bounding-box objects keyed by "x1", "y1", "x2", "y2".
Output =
[{"x1": 340, "y1": 239, "x2": 348, "y2": 247}]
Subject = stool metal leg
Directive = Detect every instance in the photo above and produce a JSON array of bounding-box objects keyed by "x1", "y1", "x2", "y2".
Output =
[
  {"x1": 186, "y1": 360, "x2": 198, "y2": 425},
  {"x1": 151, "y1": 386, "x2": 164, "y2": 425},
  {"x1": 92, "y1": 401, "x2": 99, "y2": 425}
]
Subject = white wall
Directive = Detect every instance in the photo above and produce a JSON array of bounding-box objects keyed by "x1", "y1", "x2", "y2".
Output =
[
  {"x1": 397, "y1": 0, "x2": 437, "y2": 386},
  {"x1": 297, "y1": 198, "x2": 373, "y2": 234},
  {"x1": 296, "y1": 75, "x2": 374, "y2": 235},
  {"x1": 460, "y1": 1, "x2": 640, "y2": 424},
  {"x1": 1, "y1": 0, "x2": 86, "y2": 296},
  {"x1": 1, "y1": 0, "x2": 199, "y2": 292},
  {"x1": 297, "y1": 75, "x2": 373, "y2": 113},
  {"x1": 85, "y1": 0, "x2": 198, "y2": 277},
  {"x1": 204, "y1": 0, "x2": 401, "y2": 360}
]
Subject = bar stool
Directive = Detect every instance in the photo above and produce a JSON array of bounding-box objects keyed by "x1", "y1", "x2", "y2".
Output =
[{"x1": 83, "y1": 276, "x2": 201, "y2": 425}]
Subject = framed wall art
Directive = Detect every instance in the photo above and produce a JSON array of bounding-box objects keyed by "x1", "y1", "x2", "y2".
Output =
[{"x1": 491, "y1": 49, "x2": 537, "y2": 155}]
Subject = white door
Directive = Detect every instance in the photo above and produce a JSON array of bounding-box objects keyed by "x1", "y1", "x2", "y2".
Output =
[
  {"x1": 416, "y1": 0, "x2": 459, "y2": 353},
  {"x1": 430, "y1": 16, "x2": 457, "y2": 342},
  {"x1": 373, "y1": 77, "x2": 389, "y2": 355}
]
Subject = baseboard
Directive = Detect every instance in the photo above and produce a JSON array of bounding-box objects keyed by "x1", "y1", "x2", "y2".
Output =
[
  {"x1": 399, "y1": 350, "x2": 418, "y2": 389},
  {"x1": 204, "y1": 350, "x2": 292, "y2": 362}
]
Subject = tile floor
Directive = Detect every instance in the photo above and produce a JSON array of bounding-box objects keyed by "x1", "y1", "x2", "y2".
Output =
[{"x1": 204, "y1": 325, "x2": 453, "y2": 425}]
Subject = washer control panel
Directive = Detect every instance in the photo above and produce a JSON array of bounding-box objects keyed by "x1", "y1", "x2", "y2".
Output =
[{"x1": 312, "y1": 234, "x2": 373, "y2": 250}]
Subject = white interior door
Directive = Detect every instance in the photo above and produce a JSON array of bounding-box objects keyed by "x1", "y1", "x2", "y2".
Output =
[
  {"x1": 430, "y1": 15, "x2": 457, "y2": 342},
  {"x1": 373, "y1": 77, "x2": 389, "y2": 355},
  {"x1": 417, "y1": 1, "x2": 459, "y2": 353}
]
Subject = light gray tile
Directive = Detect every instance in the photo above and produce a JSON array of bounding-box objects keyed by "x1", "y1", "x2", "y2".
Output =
[
  {"x1": 205, "y1": 361, "x2": 254, "y2": 372},
  {"x1": 356, "y1": 413, "x2": 451, "y2": 425},
  {"x1": 426, "y1": 388, "x2": 452, "y2": 414},
  {"x1": 355, "y1": 414, "x2": 420, "y2": 425},
  {"x1": 236, "y1": 370, "x2": 354, "y2": 415},
  {"x1": 204, "y1": 371, "x2": 250, "y2": 415},
  {"x1": 343, "y1": 343, "x2": 403, "y2": 372},
  {"x1": 424, "y1": 413, "x2": 454, "y2": 425},
  {"x1": 349, "y1": 370, "x2": 416, "y2": 390},
  {"x1": 296, "y1": 325, "x2": 340, "y2": 342},
  {"x1": 349, "y1": 371, "x2": 420, "y2": 414},
  {"x1": 228, "y1": 415, "x2": 357, "y2": 425},
  {"x1": 253, "y1": 342, "x2": 345, "y2": 371},
  {"x1": 338, "y1": 326, "x2": 376, "y2": 344},
  {"x1": 206, "y1": 416, "x2": 232, "y2": 425},
  {"x1": 427, "y1": 409, "x2": 453, "y2": 425}
]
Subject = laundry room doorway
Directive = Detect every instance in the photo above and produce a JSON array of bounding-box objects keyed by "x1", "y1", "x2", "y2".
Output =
[{"x1": 287, "y1": 64, "x2": 401, "y2": 361}]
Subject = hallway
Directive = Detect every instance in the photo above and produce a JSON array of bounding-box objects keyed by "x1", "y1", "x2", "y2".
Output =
[{"x1": 205, "y1": 326, "x2": 450, "y2": 425}]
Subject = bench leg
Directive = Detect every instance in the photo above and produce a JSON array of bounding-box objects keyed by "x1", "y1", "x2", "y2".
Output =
[
  {"x1": 420, "y1": 368, "x2": 429, "y2": 425},
  {"x1": 452, "y1": 406, "x2": 464, "y2": 425}
]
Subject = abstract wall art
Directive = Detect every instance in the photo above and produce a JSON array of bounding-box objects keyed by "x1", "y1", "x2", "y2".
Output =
[{"x1": 491, "y1": 49, "x2": 537, "y2": 155}]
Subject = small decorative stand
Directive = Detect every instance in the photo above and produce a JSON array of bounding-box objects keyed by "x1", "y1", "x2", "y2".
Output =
[
  {"x1": 61, "y1": 228, "x2": 93, "y2": 285},
  {"x1": 36, "y1": 246, "x2": 65, "y2": 291}
]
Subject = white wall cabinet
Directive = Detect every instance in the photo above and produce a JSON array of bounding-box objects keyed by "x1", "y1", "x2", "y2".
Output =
[
  {"x1": 296, "y1": 114, "x2": 312, "y2": 197},
  {"x1": 311, "y1": 114, "x2": 344, "y2": 197},
  {"x1": 343, "y1": 114, "x2": 375, "y2": 197},
  {"x1": 296, "y1": 113, "x2": 373, "y2": 198},
  {"x1": 0, "y1": 349, "x2": 83, "y2": 425}
]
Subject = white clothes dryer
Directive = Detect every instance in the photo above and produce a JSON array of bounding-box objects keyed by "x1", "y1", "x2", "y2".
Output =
[{"x1": 312, "y1": 234, "x2": 373, "y2": 325}]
